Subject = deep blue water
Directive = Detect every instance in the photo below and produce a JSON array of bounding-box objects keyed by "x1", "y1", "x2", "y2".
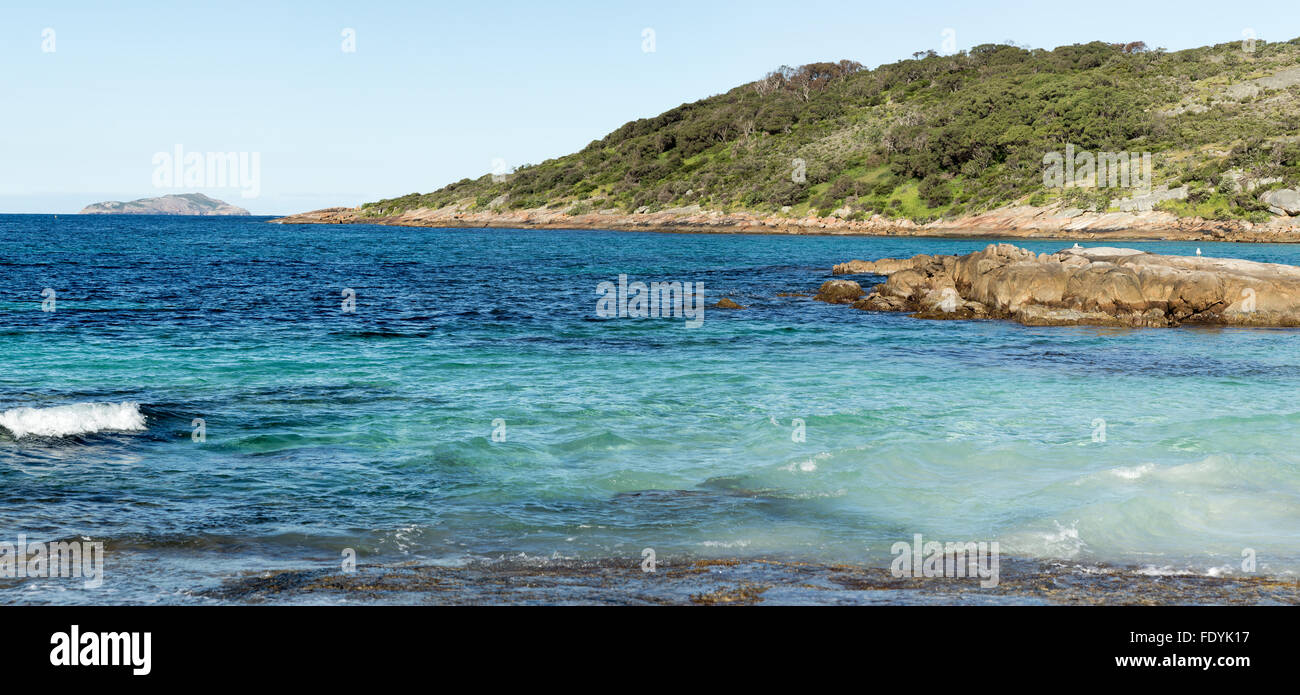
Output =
[{"x1": 3, "y1": 214, "x2": 1300, "y2": 603}]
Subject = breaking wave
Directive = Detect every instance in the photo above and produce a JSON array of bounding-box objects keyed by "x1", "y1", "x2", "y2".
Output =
[{"x1": 0, "y1": 401, "x2": 147, "y2": 439}]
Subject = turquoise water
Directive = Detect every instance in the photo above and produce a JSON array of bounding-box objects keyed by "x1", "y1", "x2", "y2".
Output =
[{"x1": 3, "y1": 214, "x2": 1299, "y2": 603}]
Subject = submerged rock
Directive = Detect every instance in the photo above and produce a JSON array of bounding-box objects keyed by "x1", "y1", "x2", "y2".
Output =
[
  {"x1": 713, "y1": 297, "x2": 745, "y2": 309},
  {"x1": 833, "y1": 243, "x2": 1300, "y2": 327},
  {"x1": 200, "y1": 556, "x2": 1300, "y2": 606}
]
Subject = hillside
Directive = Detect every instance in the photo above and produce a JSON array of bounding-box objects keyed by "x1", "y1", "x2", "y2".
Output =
[{"x1": 300, "y1": 37, "x2": 1300, "y2": 234}]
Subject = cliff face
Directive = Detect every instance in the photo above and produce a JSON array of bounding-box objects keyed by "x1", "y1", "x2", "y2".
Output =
[
  {"x1": 80, "y1": 193, "x2": 250, "y2": 216},
  {"x1": 822, "y1": 243, "x2": 1300, "y2": 327}
]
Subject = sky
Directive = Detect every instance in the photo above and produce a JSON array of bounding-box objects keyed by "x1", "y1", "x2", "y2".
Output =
[{"x1": 0, "y1": 0, "x2": 1295, "y2": 214}]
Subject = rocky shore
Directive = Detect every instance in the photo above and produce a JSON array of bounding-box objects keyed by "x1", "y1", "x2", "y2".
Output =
[
  {"x1": 201, "y1": 556, "x2": 1300, "y2": 605},
  {"x1": 272, "y1": 202, "x2": 1300, "y2": 242},
  {"x1": 820, "y1": 243, "x2": 1300, "y2": 327}
]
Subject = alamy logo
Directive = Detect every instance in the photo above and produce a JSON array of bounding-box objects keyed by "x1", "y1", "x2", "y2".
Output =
[
  {"x1": 940, "y1": 28, "x2": 957, "y2": 55},
  {"x1": 50, "y1": 626, "x2": 151, "y2": 676},
  {"x1": 1091, "y1": 417, "x2": 1107, "y2": 443},
  {"x1": 596, "y1": 275, "x2": 705, "y2": 328},
  {"x1": 152, "y1": 144, "x2": 261, "y2": 199},
  {"x1": 491, "y1": 158, "x2": 511, "y2": 183},
  {"x1": 1240, "y1": 288, "x2": 1257, "y2": 313},
  {"x1": 937, "y1": 287, "x2": 961, "y2": 313},
  {"x1": 1, "y1": 535, "x2": 104, "y2": 589},
  {"x1": 1043, "y1": 144, "x2": 1151, "y2": 192},
  {"x1": 890, "y1": 533, "x2": 1000, "y2": 588},
  {"x1": 791, "y1": 158, "x2": 806, "y2": 183}
]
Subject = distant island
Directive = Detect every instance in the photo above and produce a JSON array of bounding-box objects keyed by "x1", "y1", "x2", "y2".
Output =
[
  {"x1": 277, "y1": 37, "x2": 1300, "y2": 241},
  {"x1": 80, "y1": 193, "x2": 250, "y2": 216}
]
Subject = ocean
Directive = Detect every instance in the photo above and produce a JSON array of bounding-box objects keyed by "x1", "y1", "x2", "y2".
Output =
[{"x1": 3, "y1": 214, "x2": 1299, "y2": 604}]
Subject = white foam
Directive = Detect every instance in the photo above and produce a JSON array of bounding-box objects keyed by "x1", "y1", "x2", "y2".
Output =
[
  {"x1": 1003, "y1": 519, "x2": 1087, "y2": 560},
  {"x1": 1110, "y1": 463, "x2": 1158, "y2": 480},
  {"x1": 781, "y1": 451, "x2": 830, "y2": 473},
  {"x1": 1135, "y1": 565, "x2": 1238, "y2": 578},
  {"x1": 1134, "y1": 565, "x2": 1194, "y2": 577},
  {"x1": 700, "y1": 540, "x2": 751, "y2": 548},
  {"x1": 0, "y1": 402, "x2": 147, "y2": 438}
]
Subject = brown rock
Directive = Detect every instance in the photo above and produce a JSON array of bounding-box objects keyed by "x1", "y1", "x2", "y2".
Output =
[
  {"x1": 853, "y1": 293, "x2": 908, "y2": 312},
  {"x1": 713, "y1": 298, "x2": 745, "y2": 309},
  {"x1": 833, "y1": 258, "x2": 914, "y2": 275},
  {"x1": 813, "y1": 279, "x2": 864, "y2": 304},
  {"x1": 825, "y1": 244, "x2": 1300, "y2": 327}
]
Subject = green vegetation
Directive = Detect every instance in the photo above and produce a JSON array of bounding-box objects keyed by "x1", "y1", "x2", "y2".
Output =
[{"x1": 364, "y1": 38, "x2": 1300, "y2": 222}]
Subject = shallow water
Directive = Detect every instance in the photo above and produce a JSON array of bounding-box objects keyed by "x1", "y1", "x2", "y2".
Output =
[{"x1": 2, "y1": 214, "x2": 1299, "y2": 604}]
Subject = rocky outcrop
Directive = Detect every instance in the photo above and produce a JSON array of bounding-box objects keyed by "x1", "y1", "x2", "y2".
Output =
[
  {"x1": 833, "y1": 258, "x2": 914, "y2": 275},
  {"x1": 80, "y1": 193, "x2": 249, "y2": 215},
  {"x1": 713, "y1": 298, "x2": 745, "y2": 309},
  {"x1": 1261, "y1": 189, "x2": 1300, "y2": 217},
  {"x1": 266, "y1": 206, "x2": 358, "y2": 223},
  {"x1": 1222, "y1": 170, "x2": 1282, "y2": 194},
  {"x1": 825, "y1": 243, "x2": 1300, "y2": 327},
  {"x1": 813, "y1": 279, "x2": 864, "y2": 304},
  {"x1": 1164, "y1": 66, "x2": 1300, "y2": 113},
  {"x1": 1113, "y1": 185, "x2": 1187, "y2": 213},
  {"x1": 273, "y1": 200, "x2": 1300, "y2": 243},
  {"x1": 1221, "y1": 66, "x2": 1300, "y2": 100}
]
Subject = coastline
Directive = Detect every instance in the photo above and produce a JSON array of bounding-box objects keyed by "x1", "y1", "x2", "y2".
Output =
[
  {"x1": 271, "y1": 204, "x2": 1300, "y2": 243},
  {"x1": 10, "y1": 215, "x2": 1300, "y2": 608}
]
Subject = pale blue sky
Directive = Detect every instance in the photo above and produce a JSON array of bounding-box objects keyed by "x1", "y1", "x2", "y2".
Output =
[{"x1": 1, "y1": 0, "x2": 1294, "y2": 214}]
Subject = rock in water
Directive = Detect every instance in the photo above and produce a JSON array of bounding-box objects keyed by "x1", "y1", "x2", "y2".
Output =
[
  {"x1": 713, "y1": 298, "x2": 745, "y2": 309},
  {"x1": 80, "y1": 193, "x2": 250, "y2": 215},
  {"x1": 813, "y1": 279, "x2": 864, "y2": 304},
  {"x1": 832, "y1": 258, "x2": 914, "y2": 275},
  {"x1": 832, "y1": 243, "x2": 1300, "y2": 327}
]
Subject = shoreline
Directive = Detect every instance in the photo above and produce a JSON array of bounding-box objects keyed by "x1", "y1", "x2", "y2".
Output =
[
  {"x1": 200, "y1": 556, "x2": 1300, "y2": 606},
  {"x1": 271, "y1": 204, "x2": 1300, "y2": 243}
]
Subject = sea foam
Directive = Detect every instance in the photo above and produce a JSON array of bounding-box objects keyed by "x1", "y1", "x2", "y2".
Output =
[{"x1": 0, "y1": 401, "x2": 147, "y2": 438}]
